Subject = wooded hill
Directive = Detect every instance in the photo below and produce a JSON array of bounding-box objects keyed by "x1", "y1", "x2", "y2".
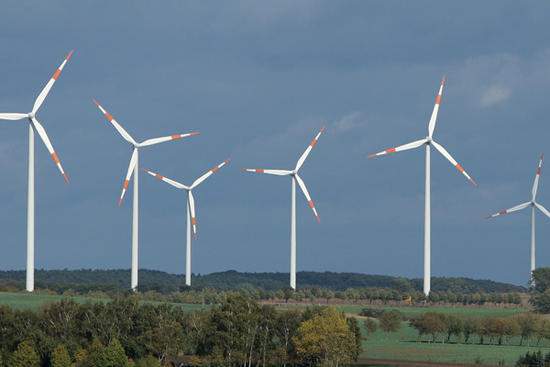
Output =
[{"x1": 0, "y1": 269, "x2": 526, "y2": 294}]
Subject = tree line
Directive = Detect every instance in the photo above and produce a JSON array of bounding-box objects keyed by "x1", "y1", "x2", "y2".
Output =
[
  {"x1": 0, "y1": 269, "x2": 525, "y2": 294},
  {"x1": 0, "y1": 295, "x2": 361, "y2": 367},
  {"x1": 362, "y1": 308, "x2": 550, "y2": 347}
]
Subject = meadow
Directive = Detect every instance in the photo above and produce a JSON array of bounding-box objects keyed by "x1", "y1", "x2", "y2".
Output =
[
  {"x1": 276, "y1": 302, "x2": 544, "y2": 365},
  {"x1": 349, "y1": 306, "x2": 550, "y2": 366},
  {"x1": 0, "y1": 291, "x2": 545, "y2": 365},
  {"x1": 0, "y1": 291, "x2": 206, "y2": 312}
]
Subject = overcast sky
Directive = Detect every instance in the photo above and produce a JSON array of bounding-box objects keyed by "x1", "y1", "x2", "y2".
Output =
[{"x1": 1, "y1": 1, "x2": 550, "y2": 286}]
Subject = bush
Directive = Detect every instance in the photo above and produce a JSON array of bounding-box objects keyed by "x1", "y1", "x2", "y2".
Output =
[
  {"x1": 135, "y1": 355, "x2": 161, "y2": 367},
  {"x1": 359, "y1": 308, "x2": 384, "y2": 318},
  {"x1": 364, "y1": 318, "x2": 378, "y2": 335},
  {"x1": 379, "y1": 310, "x2": 402, "y2": 333}
]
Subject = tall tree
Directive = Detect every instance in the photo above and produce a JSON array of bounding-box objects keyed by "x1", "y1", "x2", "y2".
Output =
[
  {"x1": 293, "y1": 307, "x2": 359, "y2": 367},
  {"x1": 10, "y1": 340, "x2": 40, "y2": 367},
  {"x1": 51, "y1": 344, "x2": 71, "y2": 367}
]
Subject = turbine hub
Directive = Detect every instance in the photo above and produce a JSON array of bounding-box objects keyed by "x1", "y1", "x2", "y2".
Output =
[{"x1": 28, "y1": 112, "x2": 35, "y2": 119}]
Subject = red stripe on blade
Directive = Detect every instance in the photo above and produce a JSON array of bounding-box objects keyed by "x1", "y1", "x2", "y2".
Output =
[{"x1": 52, "y1": 69, "x2": 61, "y2": 80}]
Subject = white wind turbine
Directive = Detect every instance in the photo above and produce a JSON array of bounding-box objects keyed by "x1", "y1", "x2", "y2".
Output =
[
  {"x1": 487, "y1": 154, "x2": 550, "y2": 279},
  {"x1": 368, "y1": 77, "x2": 477, "y2": 296},
  {"x1": 144, "y1": 159, "x2": 229, "y2": 286},
  {"x1": 243, "y1": 127, "x2": 324, "y2": 290},
  {"x1": 0, "y1": 51, "x2": 74, "y2": 292},
  {"x1": 93, "y1": 100, "x2": 199, "y2": 290}
]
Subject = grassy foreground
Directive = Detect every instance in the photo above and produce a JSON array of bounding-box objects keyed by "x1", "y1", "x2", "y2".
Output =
[{"x1": 0, "y1": 292, "x2": 544, "y2": 365}]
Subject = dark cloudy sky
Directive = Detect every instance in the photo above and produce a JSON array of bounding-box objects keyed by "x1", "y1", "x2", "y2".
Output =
[{"x1": 1, "y1": 1, "x2": 549, "y2": 286}]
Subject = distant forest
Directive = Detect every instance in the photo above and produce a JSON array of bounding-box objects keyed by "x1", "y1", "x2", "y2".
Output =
[{"x1": 0, "y1": 269, "x2": 526, "y2": 294}]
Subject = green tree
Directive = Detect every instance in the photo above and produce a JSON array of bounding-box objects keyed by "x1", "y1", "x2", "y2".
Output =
[
  {"x1": 10, "y1": 340, "x2": 40, "y2": 367},
  {"x1": 364, "y1": 319, "x2": 378, "y2": 335},
  {"x1": 104, "y1": 338, "x2": 129, "y2": 367},
  {"x1": 462, "y1": 317, "x2": 477, "y2": 344},
  {"x1": 444, "y1": 315, "x2": 463, "y2": 342},
  {"x1": 411, "y1": 312, "x2": 446, "y2": 343},
  {"x1": 517, "y1": 314, "x2": 539, "y2": 346},
  {"x1": 293, "y1": 307, "x2": 358, "y2": 367},
  {"x1": 51, "y1": 344, "x2": 72, "y2": 367},
  {"x1": 378, "y1": 310, "x2": 402, "y2": 333}
]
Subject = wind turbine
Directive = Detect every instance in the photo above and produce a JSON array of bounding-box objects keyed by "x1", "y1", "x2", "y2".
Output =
[
  {"x1": 243, "y1": 127, "x2": 324, "y2": 290},
  {"x1": 368, "y1": 77, "x2": 477, "y2": 296},
  {"x1": 93, "y1": 100, "x2": 199, "y2": 291},
  {"x1": 143, "y1": 159, "x2": 229, "y2": 286},
  {"x1": 487, "y1": 154, "x2": 550, "y2": 279},
  {"x1": 0, "y1": 51, "x2": 74, "y2": 292}
]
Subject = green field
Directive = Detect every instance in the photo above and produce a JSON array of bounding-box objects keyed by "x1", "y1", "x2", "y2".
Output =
[
  {"x1": 0, "y1": 292, "x2": 543, "y2": 365},
  {"x1": 0, "y1": 291, "x2": 206, "y2": 312},
  {"x1": 344, "y1": 306, "x2": 548, "y2": 366}
]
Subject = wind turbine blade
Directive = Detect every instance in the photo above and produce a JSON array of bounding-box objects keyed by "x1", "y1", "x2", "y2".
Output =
[
  {"x1": 535, "y1": 202, "x2": 550, "y2": 218},
  {"x1": 93, "y1": 99, "x2": 137, "y2": 146},
  {"x1": 486, "y1": 201, "x2": 531, "y2": 219},
  {"x1": 0, "y1": 113, "x2": 28, "y2": 120},
  {"x1": 32, "y1": 50, "x2": 74, "y2": 114},
  {"x1": 30, "y1": 117, "x2": 68, "y2": 183},
  {"x1": 139, "y1": 132, "x2": 200, "y2": 147},
  {"x1": 119, "y1": 148, "x2": 138, "y2": 205},
  {"x1": 242, "y1": 169, "x2": 292, "y2": 176},
  {"x1": 295, "y1": 174, "x2": 320, "y2": 223},
  {"x1": 188, "y1": 191, "x2": 197, "y2": 236},
  {"x1": 143, "y1": 168, "x2": 188, "y2": 190},
  {"x1": 368, "y1": 138, "x2": 427, "y2": 158},
  {"x1": 431, "y1": 140, "x2": 477, "y2": 186},
  {"x1": 428, "y1": 76, "x2": 446, "y2": 138},
  {"x1": 532, "y1": 154, "x2": 544, "y2": 200},
  {"x1": 295, "y1": 127, "x2": 325, "y2": 171},
  {"x1": 191, "y1": 159, "x2": 230, "y2": 189}
]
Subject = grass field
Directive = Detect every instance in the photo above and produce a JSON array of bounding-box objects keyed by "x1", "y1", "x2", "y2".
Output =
[
  {"x1": 0, "y1": 291, "x2": 206, "y2": 312},
  {"x1": 344, "y1": 306, "x2": 549, "y2": 366}
]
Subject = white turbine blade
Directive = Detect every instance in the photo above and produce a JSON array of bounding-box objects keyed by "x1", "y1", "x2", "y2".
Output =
[
  {"x1": 242, "y1": 168, "x2": 292, "y2": 176},
  {"x1": 191, "y1": 159, "x2": 230, "y2": 189},
  {"x1": 532, "y1": 154, "x2": 544, "y2": 200},
  {"x1": 368, "y1": 138, "x2": 427, "y2": 158},
  {"x1": 188, "y1": 191, "x2": 197, "y2": 236},
  {"x1": 139, "y1": 132, "x2": 200, "y2": 147},
  {"x1": 93, "y1": 99, "x2": 137, "y2": 146},
  {"x1": 431, "y1": 140, "x2": 477, "y2": 186},
  {"x1": 143, "y1": 168, "x2": 188, "y2": 190},
  {"x1": 119, "y1": 148, "x2": 138, "y2": 206},
  {"x1": 535, "y1": 202, "x2": 550, "y2": 218},
  {"x1": 31, "y1": 117, "x2": 68, "y2": 183},
  {"x1": 486, "y1": 201, "x2": 531, "y2": 219},
  {"x1": 0, "y1": 113, "x2": 28, "y2": 120},
  {"x1": 32, "y1": 50, "x2": 74, "y2": 114},
  {"x1": 295, "y1": 174, "x2": 320, "y2": 223},
  {"x1": 428, "y1": 76, "x2": 446, "y2": 138},
  {"x1": 295, "y1": 127, "x2": 325, "y2": 171}
]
